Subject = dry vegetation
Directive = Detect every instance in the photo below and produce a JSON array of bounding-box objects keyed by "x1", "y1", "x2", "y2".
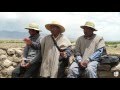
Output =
[
  {"x1": 0, "y1": 40, "x2": 120, "y2": 56},
  {"x1": 0, "y1": 40, "x2": 25, "y2": 49},
  {"x1": 106, "y1": 42, "x2": 120, "y2": 56}
]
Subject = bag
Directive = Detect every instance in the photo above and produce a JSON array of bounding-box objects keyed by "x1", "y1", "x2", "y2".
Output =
[{"x1": 100, "y1": 55, "x2": 120, "y2": 67}]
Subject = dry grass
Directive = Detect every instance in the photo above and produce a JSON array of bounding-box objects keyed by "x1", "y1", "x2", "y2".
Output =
[
  {"x1": 0, "y1": 40, "x2": 25, "y2": 49},
  {"x1": 106, "y1": 46, "x2": 120, "y2": 56},
  {"x1": 0, "y1": 40, "x2": 120, "y2": 56}
]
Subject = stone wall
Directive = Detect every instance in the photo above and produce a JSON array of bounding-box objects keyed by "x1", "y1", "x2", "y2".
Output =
[{"x1": 0, "y1": 48, "x2": 23, "y2": 78}]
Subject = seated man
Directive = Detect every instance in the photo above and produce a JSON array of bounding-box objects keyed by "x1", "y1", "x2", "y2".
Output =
[
  {"x1": 12, "y1": 23, "x2": 42, "y2": 78},
  {"x1": 40, "y1": 21, "x2": 72, "y2": 78},
  {"x1": 67, "y1": 21, "x2": 107, "y2": 78}
]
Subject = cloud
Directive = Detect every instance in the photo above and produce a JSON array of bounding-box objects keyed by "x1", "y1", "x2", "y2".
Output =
[
  {"x1": 0, "y1": 12, "x2": 120, "y2": 41},
  {"x1": 0, "y1": 12, "x2": 18, "y2": 20}
]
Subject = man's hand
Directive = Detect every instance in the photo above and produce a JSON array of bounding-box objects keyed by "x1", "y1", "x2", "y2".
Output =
[
  {"x1": 20, "y1": 59, "x2": 31, "y2": 68},
  {"x1": 20, "y1": 60, "x2": 26, "y2": 67},
  {"x1": 60, "y1": 51, "x2": 67, "y2": 58},
  {"x1": 23, "y1": 38, "x2": 32, "y2": 45},
  {"x1": 79, "y1": 60, "x2": 89, "y2": 68},
  {"x1": 24, "y1": 63, "x2": 31, "y2": 68}
]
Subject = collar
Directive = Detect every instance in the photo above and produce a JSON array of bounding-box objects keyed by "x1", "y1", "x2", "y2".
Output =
[
  {"x1": 29, "y1": 34, "x2": 40, "y2": 40},
  {"x1": 52, "y1": 34, "x2": 63, "y2": 40},
  {"x1": 84, "y1": 34, "x2": 96, "y2": 40}
]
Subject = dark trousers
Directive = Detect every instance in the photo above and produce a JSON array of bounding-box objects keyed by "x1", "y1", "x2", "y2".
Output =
[
  {"x1": 57, "y1": 59, "x2": 69, "y2": 78},
  {"x1": 12, "y1": 63, "x2": 41, "y2": 78}
]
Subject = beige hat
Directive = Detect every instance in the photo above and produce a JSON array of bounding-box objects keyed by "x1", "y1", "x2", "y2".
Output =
[
  {"x1": 45, "y1": 21, "x2": 65, "y2": 33},
  {"x1": 25, "y1": 23, "x2": 42, "y2": 32},
  {"x1": 80, "y1": 21, "x2": 97, "y2": 31}
]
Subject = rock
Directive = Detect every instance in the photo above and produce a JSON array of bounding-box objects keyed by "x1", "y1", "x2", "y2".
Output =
[
  {"x1": 97, "y1": 71, "x2": 115, "y2": 78},
  {"x1": 100, "y1": 55, "x2": 119, "y2": 67},
  {"x1": 12, "y1": 56, "x2": 22, "y2": 63},
  {"x1": 15, "y1": 49, "x2": 23, "y2": 57},
  {"x1": 98, "y1": 64, "x2": 111, "y2": 71},
  {"x1": 0, "y1": 47, "x2": 24, "y2": 78},
  {"x1": 2, "y1": 59, "x2": 12, "y2": 68},
  {"x1": 1, "y1": 69, "x2": 7, "y2": 76},
  {"x1": 1, "y1": 66, "x2": 15, "y2": 76},
  {"x1": 0, "y1": 49, "x2": 7, "y2": 55},
  {"x1": 0, "y1": 66, "x2": 3, "y2": 71},
  {"x1": 7, "y1": 56, "x2": 14, "y2": 62},
  {"x1": 7, "y1": 48, "x2": 15, "y2": 56},
  {"x1": 5, "y1": 66, "x2": 15, "y2": 76},
  {"x1": 12, "y1": 62, "x2": 18, "y2": 67},
  {"x1": 0, "y1": 55, "x2": 7, "y2": 61},
  {"x1": 111, "y1": 62, "x2": 120, "y2": 72}
]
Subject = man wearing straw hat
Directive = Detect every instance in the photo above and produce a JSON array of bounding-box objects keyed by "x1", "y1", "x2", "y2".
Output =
[
  {"x1": 67, "y1": 21, "x2": 106, "y2": 78},
  {"x1": 12, "y1": 23, "x2": 42, "y2": 78},
  {"x1": 40, "y1": 21, "x2": 72, "y2": 78}
]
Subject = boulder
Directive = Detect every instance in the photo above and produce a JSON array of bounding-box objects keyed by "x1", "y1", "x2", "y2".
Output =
[
  {"x1": 111, "y1": 62, "x2": 120, "y2": 72},
  {"x1": 12, "y1": 62, "x2": 18, "y2": 67},
  {"x1": 0, "y1": 55, "x2": 7, "y2": 61},
  {"x1": 7, "y1": 49, "x2": 15, "y2": 56},
  {"x1": 15, "y1": 49, "x2": 23, "y2": 57},
  {"x1": 12, "y1": 56, "x2": 22, "y2": 63},
  {"x1": 2, "y1": 59, "x2": 13, "y2": 68},
  {"x1": 0, "y1": 49, "x2": 7, "y2": 55},
  {"x1": 5, "y1": 66, "x2": 15, "y2": 76}
]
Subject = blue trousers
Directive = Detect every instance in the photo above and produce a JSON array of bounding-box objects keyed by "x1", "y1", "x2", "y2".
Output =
[{"x1": 67, "y1": 61, "x2": 98, "y2": 78}]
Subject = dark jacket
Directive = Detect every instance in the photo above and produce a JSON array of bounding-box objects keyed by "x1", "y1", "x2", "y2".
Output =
[{"x1": 23, "y1": 34, "x2": 42, "y2": 65}]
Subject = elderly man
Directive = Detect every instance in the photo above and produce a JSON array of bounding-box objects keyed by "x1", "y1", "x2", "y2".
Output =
[
  {"x1": 12, "y1": 23, "x2": 42, "y2": 78},
  {"x1": 40, "y1": 21, "x2": 72, "y2": 78},
  {"x1": 67, "y1": 21, "x2": 106, "y2": 78}
]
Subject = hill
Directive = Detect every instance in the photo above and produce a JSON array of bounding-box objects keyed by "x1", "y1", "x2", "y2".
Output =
[{"x1": 0, "y1": 31, "x2": 47, "y2": 39}]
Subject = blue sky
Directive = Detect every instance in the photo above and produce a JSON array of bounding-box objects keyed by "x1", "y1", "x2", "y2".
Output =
[{"x1": 0, "y1": 12, "x2": 120, "y2": 41}]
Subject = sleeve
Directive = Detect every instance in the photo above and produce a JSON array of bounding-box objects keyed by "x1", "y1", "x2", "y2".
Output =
[
  {"x1": 30, "y1": 41, "x2": 41, "y2": 50},
  {"x1": 89, "y1": 47, "x2": 104, "y2": 62},
  {"x1": 23, "y1": 45, "x2": 29, "y2": 58},
  {"x1": 65, "y1": 46, "x2": 73, "y2": 58},
  {"x1": 74, "y1": 37, "x2": 82, "y2": 62},
  {"x1": 30, "y1": 50, "x2": 42, "y2": 65},
  {"x1": 40, "y1": 37, "x2": 46, "y2": 57},
  {"x1": 30, "y1": 36, "x2": 41, "y2": 50},
  {"x1": 97, "y1": 37, "x2": 106, "y2": 49}
]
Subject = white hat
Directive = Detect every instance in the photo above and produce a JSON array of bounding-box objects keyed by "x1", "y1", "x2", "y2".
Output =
[
  {"x1": 45, "y1": 21, "x2": 65, "y2": 33},
  {"x1": 81, "y1": 21, "x2": 97, "y2": 31},
  {"x1": 25, "y1": 23, "x2": 42, "y2": 31}
]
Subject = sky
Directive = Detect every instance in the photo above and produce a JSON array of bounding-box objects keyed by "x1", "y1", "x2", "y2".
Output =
[{"x1": 0, "y1": 12, "x2": 120, "y2": 41}]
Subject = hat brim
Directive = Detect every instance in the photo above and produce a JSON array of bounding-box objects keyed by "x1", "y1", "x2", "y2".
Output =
[
  {"x1": 81, "y1": 26, "x2": 97, "y2": 31},
  {"x1": 45, "y1": 24, "x2": 65, "y2": 33},
  {"x1": 25, "y1": 28, "x2": 42, "y2": 32}
]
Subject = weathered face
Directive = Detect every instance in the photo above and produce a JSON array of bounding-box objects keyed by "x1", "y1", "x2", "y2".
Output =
[
  {"x1": 28, "y1": 29, "x2": 38, "y2": 36},
  {"x1": 83, "y1": 27, "x2": 94, "y2": 37},
  {"x1": 50, "y1": 25, "x2": 61, "y2": 36}
]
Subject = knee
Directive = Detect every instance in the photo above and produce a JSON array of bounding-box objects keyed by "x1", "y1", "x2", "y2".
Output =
[{"x1": 86, "y1": 66, "x2": 95, "y2": 73}]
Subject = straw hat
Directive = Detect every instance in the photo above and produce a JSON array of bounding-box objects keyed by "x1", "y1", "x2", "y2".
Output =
[
  {"x1": 25, "y1": 23, "x2": 41, "y2": 31},
  {"x1": 80, "y1": 21, "x2": 97, "y2": 31},
  {"x1": 45, "y1": 21, "x2": 65, "y2": 33}
]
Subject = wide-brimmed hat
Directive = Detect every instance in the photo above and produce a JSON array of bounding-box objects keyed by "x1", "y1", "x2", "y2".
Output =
[
  {"x1": 45, "y1": 21, "x2": 65, "y2": 33},
  {"x1": 25, "y1": 23, "x2": 42, "y2": 32},
  {"x1": 80, "y1": 21, "x2": 97, "y2": 31}
]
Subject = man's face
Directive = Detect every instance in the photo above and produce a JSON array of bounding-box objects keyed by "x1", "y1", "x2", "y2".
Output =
[
  {"x1": 83, "y1": 27, "x2": 94, "y2": 37},
  {"x1": 28, "y1": 29, "x2": 38, "y2": 36},
  {"x1": 50, "y1": 25, "x2": 61, "y2": 36}
]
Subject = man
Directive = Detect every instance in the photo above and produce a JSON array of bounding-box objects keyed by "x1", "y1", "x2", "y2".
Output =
[
  {"x1": 12, "y1": 23, "x2": 42, "y2": 78},
  {"x1": 40, "y1": 21, "x2": 72, "y2": 78},
  {"x1": 67, "y1": 21, "x2": 106, "y2": 78}
]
